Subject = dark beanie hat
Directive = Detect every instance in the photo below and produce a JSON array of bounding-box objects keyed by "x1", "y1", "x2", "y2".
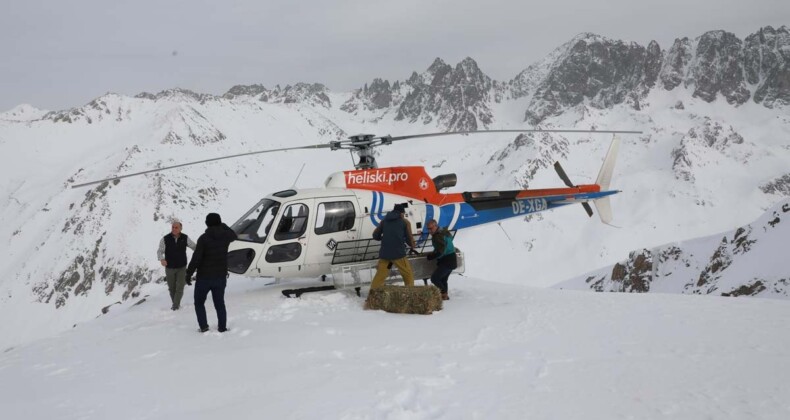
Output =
[
  {"x1": 393, "y1": 204, "x2": 406, "y2": 214},
  {"x1": 205, "y1": 213, "x2": 222, "y2": 226}
]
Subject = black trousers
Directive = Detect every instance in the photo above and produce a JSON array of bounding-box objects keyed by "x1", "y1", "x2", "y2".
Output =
[
  {"x1": 430, "y1": 265, "x2": 454, "y2": 293},
  {"x1": 194, "y1": 277, "x2": 227, "y2": 330}
]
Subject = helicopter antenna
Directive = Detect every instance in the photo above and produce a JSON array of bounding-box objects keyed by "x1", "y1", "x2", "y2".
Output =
[
  {"x1": 496, "y1": 222, "x2": 513, "y2": 242},
  {"x1": 290, "y1": 163, "x2": 306, "y2": 188}
]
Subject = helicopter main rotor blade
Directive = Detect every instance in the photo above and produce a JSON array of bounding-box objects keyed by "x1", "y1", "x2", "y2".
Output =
[
  {"x1": 71, "y1": 143, "x2": 332, "y2": 189},
  {"x1": 381, "y1": 129, "x2": 642, "y2": 142}
]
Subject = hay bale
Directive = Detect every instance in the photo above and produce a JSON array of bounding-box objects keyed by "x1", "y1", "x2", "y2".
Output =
[{"x1": 365, "y1": 285, "x2": 443, "y2": 314}]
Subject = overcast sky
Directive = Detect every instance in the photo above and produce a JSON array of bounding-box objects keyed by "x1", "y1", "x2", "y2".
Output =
[{"x1": 1, "y1": 0, "x2": 788, "y2": 111}]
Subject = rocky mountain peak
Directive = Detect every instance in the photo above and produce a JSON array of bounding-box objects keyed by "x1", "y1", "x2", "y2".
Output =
[
  {"x1": 688, "y1": 30, "x2": 750, "y2": 104},
  {"x1": 260, "y1": 83, "x2": 331, "y2": 108},
  {"x1": 136, "y1": 88, "x2": 217, "y2": 104},
  {"x1": 523, "y1": 33, "x2": 662, "y2": 123},
  {"x1": 744, "y1": 25, "x2": 790, "y2": 108},
  {"x1": 222, "y1": 84, "x2": 268, "y2": 100},
  {"x1": 44, "y1": 93, "x2": 131, "y2": 124},
  {"x1": 394, "y1": 57, "x2": 494, "y2": 131},
  {"x1": 340, "y1": 78, "x2": 394, "y2": 113},
  {"x1": 420, "y1": 57, "x2": 453, "y2": 87}
]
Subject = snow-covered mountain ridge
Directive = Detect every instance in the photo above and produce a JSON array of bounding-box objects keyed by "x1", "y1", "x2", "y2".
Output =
[
  {"x1": 555, "y1": 200, "x2": 790, "y2": 297},
  {"x1": 1, "y1": 25, "x2": 789, "y2": 348}
]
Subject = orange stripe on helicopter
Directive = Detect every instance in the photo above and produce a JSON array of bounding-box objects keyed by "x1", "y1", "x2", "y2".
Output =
[{"x1": 343, "y1": 166, "x2": 601, "y2": 205}]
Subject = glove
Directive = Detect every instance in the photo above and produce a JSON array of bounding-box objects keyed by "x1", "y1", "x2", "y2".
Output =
[{"x1": 185, "y1": 277, "x2": 193, "y2": 286}]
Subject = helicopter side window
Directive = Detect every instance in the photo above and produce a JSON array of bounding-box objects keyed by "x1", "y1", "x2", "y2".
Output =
[
  {"x1": 231, "y1": 199, "x2": 280, "y2": 244},
  {"x1": 314, "y1": 201, "x2": 355, "y2": 235},
  {"x1": 274, "y1": 203, "x2": 309, "y2": 241}
]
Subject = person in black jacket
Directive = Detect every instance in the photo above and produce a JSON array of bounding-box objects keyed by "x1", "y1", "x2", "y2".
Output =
[
  {"x1": 157, "y1": 221, "x2": 196, "y2": 310},
  {"x1": 425, "y1": 219, "x2": 458, "y2": 301},
  {"x1": 186, "y1": 213, "x2": 238, "y2": 333},
  {"x1": 370, "y1": 204, "x2": 417, "y2": 289}
]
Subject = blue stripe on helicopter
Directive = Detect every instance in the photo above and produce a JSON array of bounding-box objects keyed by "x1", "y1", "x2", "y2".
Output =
[
  {"x1": 417, "y1": 204, "x2": 435, "y2": 244},
  {"x1": 438, "y1": 203, "x2": 455, "y2": 230},
  {"x1": 447, "y1": 190, "x2": 617, "y2": 230},
  {"x1": 370, "y1": 191, "x2": 387, "y2": 226},
  {"x1": 369, "y1": 191, "x2": 379, "y2": 226},
  {"x1": 376, "y1": 191, "x2": 385, "y2": 223}
]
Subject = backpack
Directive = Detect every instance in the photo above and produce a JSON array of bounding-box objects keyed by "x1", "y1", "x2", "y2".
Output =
[{"x1": 441, "y1": 230, "x2": 455, "y2": 257}]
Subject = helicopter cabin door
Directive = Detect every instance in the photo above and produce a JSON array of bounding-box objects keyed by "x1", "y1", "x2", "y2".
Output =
[
  {"x1": 304, "y1": 197, "x2": 361, "y2": 270},
  {"x1": 264, "y1": 199, "x2": 314, "y2": 277}
]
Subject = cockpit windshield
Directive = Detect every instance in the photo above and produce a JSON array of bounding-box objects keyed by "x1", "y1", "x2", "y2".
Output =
[{"x1": 231, "y1": 199, "x2": 280, "y2": 243}]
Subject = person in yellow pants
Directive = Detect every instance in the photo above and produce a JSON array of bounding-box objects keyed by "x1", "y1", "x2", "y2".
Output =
[{"x1": 370, "y1": 204, "x2": 416, "y2": 289}]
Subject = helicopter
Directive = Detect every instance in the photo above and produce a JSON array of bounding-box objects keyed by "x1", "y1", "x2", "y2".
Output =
[{"x1": 72, "y1": 129, "x2": 640, "y2": 288}]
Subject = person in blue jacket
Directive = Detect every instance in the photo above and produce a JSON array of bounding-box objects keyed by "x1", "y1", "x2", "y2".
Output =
[
  {"x1": 370, "y1": 204, "x2": 417, "y2": 289},
  {"x1": 425, "y1": 219, "x2": 458, "y2": 300}
]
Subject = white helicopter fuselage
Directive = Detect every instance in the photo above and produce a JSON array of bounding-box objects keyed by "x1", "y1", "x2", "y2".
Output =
[{"x1": 227, "y1": 185, "x2": 426, "y2": 279}]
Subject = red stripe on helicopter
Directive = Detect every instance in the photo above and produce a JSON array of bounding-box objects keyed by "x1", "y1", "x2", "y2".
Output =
[{"x1": 343, "y1": 166, "x2": 601, "y2": 205}]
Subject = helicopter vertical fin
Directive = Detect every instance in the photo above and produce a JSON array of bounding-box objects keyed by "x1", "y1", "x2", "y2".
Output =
[
  {"x1": 594, "y1": 196, "x2": 613, "y2": 224},
  {"x1": 593, "y1": 135, "x2": 621, "y2": 225},
  {"x1": 595, "y1": 135, "x2": 620, "y2": 191}
]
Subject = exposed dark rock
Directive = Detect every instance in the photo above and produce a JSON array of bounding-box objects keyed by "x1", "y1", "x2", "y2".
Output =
[
  {"x1": 760, "y1": 173, "x2": 790, "y2": 197},
  {"x1": 160, "y1": 107, "x2": 226, "y2": 146},
  {"x1": 341, "y1": 78, "x2": 394, "y2": 113},
  {"x1": 611, "y1": 262, "x2": 627, "y2": 281},
  {"x1": 394, "y1": 57, "x2": 495, "y2": 131},
  {"x1": 744, "y1": 26, "x2": 790, "y2": 108},
  {"x1": 692, "y1": 31, "x2": 751, "y2": 104},
  {"x1": 44, "y1": 95, "x2": 127, "y2": 124},
  {"x1": 731, "y1": 227, "x2": 756, "y2": 254},
  {"x1": 101, "y1": 301, "x2": 122, "y2": 314},
  {"x1": 695, "y1": 237, "x2": 732, "y2": 290},
  {"x1": 524, "y1": 34, "x2": 663, "y2": 124},
  {"x1": 222, "y1": 84, "x2": 268, "y2": 99},
  {"x1": 489, "y1": 133, "x2": 569, "y2": 187},
  {"x1": 34, "y1": 235, "x2": 104, "y2": 308},
  {"x1": 261, "y1": 83, "x2": 331, "y2": 108},
  {"x1": 140, "y1": 88, "x2": 217, "y2": 104},
  {"x1": 671, "y1": 118, "x2": 744, "y2": 182},
  {"x1": 660, "y1": 37, "x2": 693, "y2": 90},
  {"x1": 721, "y1": 281, "x2": 766, "y2": 297}
]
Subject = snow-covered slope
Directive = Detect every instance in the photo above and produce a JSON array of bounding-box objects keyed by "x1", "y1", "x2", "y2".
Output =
[
  {"x1": 2, "y1": 277, "x2": 790, "y2": 420},
  {"x1": 555, "y1": 200, "x2": 790, "y2": 297},
  {"x1": 0, "y1": 104, "x2": 48, "y2": 121},
  {"x1": 1, "y1": 26, "x2": 789, "y2": 350}
]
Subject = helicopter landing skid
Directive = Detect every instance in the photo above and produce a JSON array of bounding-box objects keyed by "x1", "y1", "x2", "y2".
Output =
[{"x1": 281, "y1": 285, "x2": 363, "y2": 298}]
